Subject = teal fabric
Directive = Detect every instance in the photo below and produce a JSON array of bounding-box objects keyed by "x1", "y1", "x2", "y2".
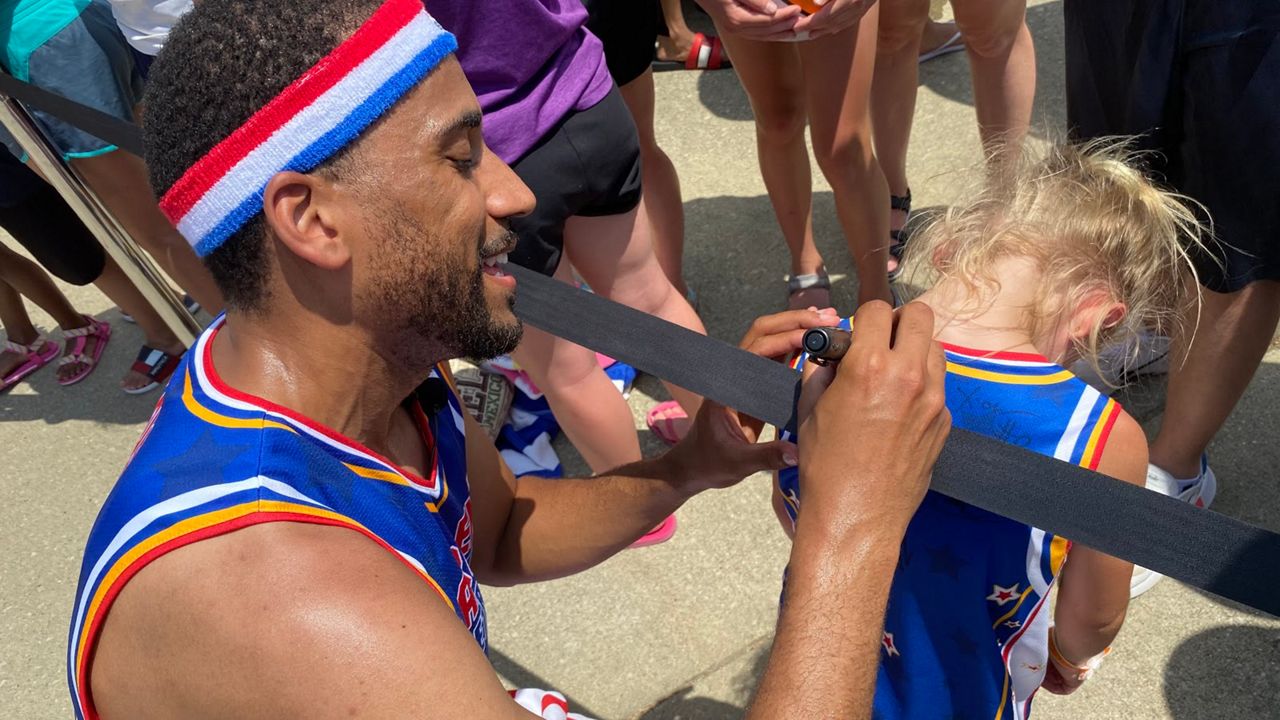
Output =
[
  {"x1": 0, "y1": 0, "x2": 91, "y2": 80},
  {"x1": 0, "y1": 1, "x2": 141, "y2": 162}
]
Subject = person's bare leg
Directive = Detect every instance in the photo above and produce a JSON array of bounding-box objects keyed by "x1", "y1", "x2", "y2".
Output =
[
  {"x1": 871, "y1": 0, "x2": 930, "y2": 275},
  {"x1": 565, "y1": 209, "x2": 705, "y2": 420},
  {"x1": 0, "y1": 244, "x2": 86, "y2": 330},
  {"x1": 92, "y1": 256, "x2": 188, "y2": 392},
  {"x1": 510, "y1": 261, "x2": 641, "y2": 474},
  {"x1": 656, "y1": 0, "x2": 696, "y2": 63},
  {"x1": 952, "y1": 0, "x2": 1035, "y2": 166},
  {"x1": 0, "y1": 276, "x2": 39, "y2": 378},
  {"x1": 71, "y1": 150, "x2": 224, "y2": 313},
  {"x1": 716, "y1": 29, "x2": 827, "y2": 308},
  {"x1": 0, "y1": 244, "x2": 100, "y2": 382},
  {"x1": 618, "y1": 68, "x2": 688, "y2": 296},
  {"x1": 801, "y1": 4, "x2": 892, "y2": 307},
  {"x1": 1149, "y1": 280, "x2": 1280, "y2": 478}
]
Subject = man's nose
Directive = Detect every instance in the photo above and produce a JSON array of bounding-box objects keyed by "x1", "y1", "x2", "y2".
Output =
[{"x1": 480, "y1": 145, "x2": 535, "y2": 221}]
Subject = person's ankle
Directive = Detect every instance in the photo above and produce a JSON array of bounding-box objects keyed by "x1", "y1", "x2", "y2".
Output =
[
  {"x1": 149, "y1": 336, "x2": 187, "y2": 356},
  {"x1": 5, "y1": 328, "x2": 39, "y2": 346},
  {"x1": 57, "y1": 313, "x2": 90, "y2": 332},
  {"x1": 1148, "y1": 453, "x2": 1203, "y2": 482}
]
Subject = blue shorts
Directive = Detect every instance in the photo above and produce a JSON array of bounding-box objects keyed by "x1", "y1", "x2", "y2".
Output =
[{"x1": 0, "y1": 0, "x2": 144, "y2": 162}]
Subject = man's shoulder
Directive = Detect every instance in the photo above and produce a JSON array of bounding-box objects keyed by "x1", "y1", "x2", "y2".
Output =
[{"x1": 91, "y1": 521, "x2": 466, "y2": 718}]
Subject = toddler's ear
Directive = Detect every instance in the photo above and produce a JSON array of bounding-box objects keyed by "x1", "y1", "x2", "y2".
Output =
[
  {"x1": 1068, "y1": 290, "x2": 1125, "y2": 340},
  {"x1": 1101, "y1": 303, "x2": 1127, "y2": 330}
]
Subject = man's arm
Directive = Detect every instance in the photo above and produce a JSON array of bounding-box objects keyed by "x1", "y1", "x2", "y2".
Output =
[
  {"x1": 93, "y1": 304, "x2": 948, "y2": 719},
  {"x1": 465, "y1": 308, "x2": 841, "y2": 586},
  {"x1": 750, "y1": 301, "x2": 951, "y2": 718}
]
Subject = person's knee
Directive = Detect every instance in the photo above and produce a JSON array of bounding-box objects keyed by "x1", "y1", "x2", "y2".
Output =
[
  {"x1": 524, "y1": 346, "x2": 602, "y2": 391},
  {"x1": 878, "y1": 12, "x2": 928, "y2": 54},
  {"x1": 609, "y1": 264, "x2": 677, "y2": 315},
  {"x1": 753, "y1": 99, "x2": 808, "y2": 145},
  {"x1": 959, "y1": 19, "x2": 1023, "y2": 59},
  {"x1": 812, "y1": 129, "x2": 874, "y2": 180}
]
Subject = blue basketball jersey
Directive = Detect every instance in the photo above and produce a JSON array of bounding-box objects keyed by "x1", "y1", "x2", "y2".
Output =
[
  {"x1": 778, "y1": 317, "x2": 1122, "y2": 720},
  {"x1": 67, "y1": 316, "x2": 484, "y2": 720}
]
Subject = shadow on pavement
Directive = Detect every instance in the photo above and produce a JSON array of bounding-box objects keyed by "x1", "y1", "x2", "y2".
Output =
[
  {"x1": 490, "y1": 647, "x2": 605, "y2": 720},
  {"x1": 682, "y1": 192, "x2": 862, "y2": 335},
  {"x1": 640, "y1": 641, "x2": 770, "y2": 719},
  {"x1": 694, "y1": 1, "x2": 1067, "y2": 141},
  {"x1": 1164, "y1": 624, "x2": 1280, "y2": 718},
  {"x1": 0, "y1": 309, "x2": 161, "y2": 426}
]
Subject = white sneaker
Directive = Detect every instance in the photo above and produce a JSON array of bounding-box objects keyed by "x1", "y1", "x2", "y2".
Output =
[
  {"x1": 1130, "y1": 456, "x2": 1218, "y2": 598},
  {"x1": 1072, "y1": 330, "x2": 1171, "y2": 391}
]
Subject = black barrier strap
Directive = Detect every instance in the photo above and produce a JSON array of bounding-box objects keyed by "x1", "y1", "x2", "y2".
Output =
[
  {"x1": 507, "y1": 264, "x2": 1280, "y2": 617},
  {"x1": 5, "y1": 76, "x2": 1278, "y2": 617},
  {"x1": 0, "y1": 72, "x2": 145, "y2": 156}
]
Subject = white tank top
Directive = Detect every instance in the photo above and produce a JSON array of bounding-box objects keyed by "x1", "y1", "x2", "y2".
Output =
[{"x1": 106, "y1": 0, "x2": 191, "y2": 55}]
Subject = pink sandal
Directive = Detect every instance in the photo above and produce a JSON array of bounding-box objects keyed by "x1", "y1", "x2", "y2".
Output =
[
  {"x1": 1, "y1": 336, "x2": 59, "y2": 392},
  {"x1": 57, "y1": 317, "x2": 112, "y2": 387},
  {"x1": 646, "y1": 400, "x2": 689, "y2": 447},
  {"x1": 629, "y1": 515, "x2": 678, "y2": 549}
]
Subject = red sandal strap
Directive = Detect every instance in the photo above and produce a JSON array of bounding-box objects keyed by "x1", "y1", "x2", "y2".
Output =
[
  {"x1": 708, "y1": 36, "x2": 724, "y2": 70},
  {"x1": 686, "y1": 32, "x2": 706, "y2": 70},
  {"x1": 131, "y1": 346, "x2": 184, "y2": 382}
]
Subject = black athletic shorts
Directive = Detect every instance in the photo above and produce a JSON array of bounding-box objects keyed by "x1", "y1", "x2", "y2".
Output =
[
  {"x1": 0, "y1": 154, "x2": 105, "y2": 286},
  {"x1": 508, "y1": 87, "x2": 643, "y2": 276},
  {"x1": 1065, "y1": 0, "x2": 1280, "y2": 293},
  {"x1": 582, "y1": 0, "x2": 658, "y2": 87}
]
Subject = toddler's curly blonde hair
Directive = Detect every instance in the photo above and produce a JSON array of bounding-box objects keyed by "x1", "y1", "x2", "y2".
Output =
[{"x1": 901, "y1": 139, "x2": 1210, "y2": 376}]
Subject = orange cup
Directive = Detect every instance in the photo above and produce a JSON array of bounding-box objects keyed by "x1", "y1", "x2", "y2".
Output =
[{"x1": 786, "y1": 0, "x2": 824, "y2": 14}]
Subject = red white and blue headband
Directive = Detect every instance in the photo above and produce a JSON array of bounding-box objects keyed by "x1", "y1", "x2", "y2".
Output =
[{"x1": 158, "y1": 0, "x2": 457, "y2": 257}]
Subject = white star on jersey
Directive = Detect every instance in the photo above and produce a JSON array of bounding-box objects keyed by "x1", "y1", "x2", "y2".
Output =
[{"x1": 987, "y1": 583, "x2": 1021, "y2": 606}]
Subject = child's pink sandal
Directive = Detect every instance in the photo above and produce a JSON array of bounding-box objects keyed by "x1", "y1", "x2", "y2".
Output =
[
  {"x1": 1, "y1": 336, "x2": 59, "y2": 392},
  {"x1": 646, "y1": 400, "x2": 689, "y2": 447},
  {"x1": 57, "y1": 316, "x2": 112, "y2": 387}
]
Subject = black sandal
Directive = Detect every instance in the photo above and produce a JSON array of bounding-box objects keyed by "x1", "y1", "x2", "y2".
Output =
[
  {"x1": 786, "y1": 271, "x2": 832, "y2": 306},
  {"x1": 887, "y1": 189, "x2": 912, "y2": 281}
]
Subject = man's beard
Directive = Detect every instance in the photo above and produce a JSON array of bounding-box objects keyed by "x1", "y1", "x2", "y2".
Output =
[{"x1": 366, "y1": 206, "x2": 523, "y2": 362}]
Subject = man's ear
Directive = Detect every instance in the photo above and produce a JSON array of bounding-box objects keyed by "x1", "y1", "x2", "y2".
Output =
[{"x1": 262, "y1": 171, "x2": 351, "y2": 270}]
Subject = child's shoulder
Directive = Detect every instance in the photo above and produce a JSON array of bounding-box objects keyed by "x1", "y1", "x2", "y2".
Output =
[{"x1": 1092, "y1": 404, "x2": 1148, "y2": 487}]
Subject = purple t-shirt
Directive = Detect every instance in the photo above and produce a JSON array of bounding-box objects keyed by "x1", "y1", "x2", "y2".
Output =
[{"x1": 430, "y1": 1, "x2": 613, "y2": 164}]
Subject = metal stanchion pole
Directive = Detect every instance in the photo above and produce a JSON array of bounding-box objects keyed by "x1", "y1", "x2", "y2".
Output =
[{"x1": 0, "y1": 96, "x2": 200, "y2": 346}]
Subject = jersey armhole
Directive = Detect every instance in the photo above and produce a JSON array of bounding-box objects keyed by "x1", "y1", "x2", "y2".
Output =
[{"x1": 73, "y1": 508, "x2": 455, "y2": 720}]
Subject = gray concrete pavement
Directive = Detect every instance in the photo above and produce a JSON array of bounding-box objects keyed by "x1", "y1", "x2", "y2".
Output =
[{"x1": 3, "y1": 1, "x2": 1279, "y2": 717}]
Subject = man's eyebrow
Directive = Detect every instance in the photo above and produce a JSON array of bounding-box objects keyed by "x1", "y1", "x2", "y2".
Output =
[{"x1": 438, "y1": 110, "x2": 483, "y2": 138}]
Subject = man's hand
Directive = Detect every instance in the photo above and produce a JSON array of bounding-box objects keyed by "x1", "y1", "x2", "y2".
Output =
[
  {"x1": 793, "y1": 0, "x2": 878, "y2": 40},
  {"x1": 795, "y1": 300, "x2": 950, "y2": 543},
  {"x1": 666, "y1": 307, "x2": 840, "y2": 493},
  {"x1": 695, "y1": 0, "x2": 805, "y2": 41},
  {"x1": 748, "y1": 301, "x2": 949, "y2": 719}
]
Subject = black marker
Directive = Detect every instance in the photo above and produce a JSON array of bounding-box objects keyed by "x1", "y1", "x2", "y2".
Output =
[{"x1": 803, "y1": 327, "x2": 851, "y2": 366}]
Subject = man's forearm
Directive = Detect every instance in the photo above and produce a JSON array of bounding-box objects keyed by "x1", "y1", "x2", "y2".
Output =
[
  {"x1": 481, "y1": 453, "x2": 694, "y2": 585},
  {"x1": 749, "y1": 523, "x2": 903, "y2": 719}
]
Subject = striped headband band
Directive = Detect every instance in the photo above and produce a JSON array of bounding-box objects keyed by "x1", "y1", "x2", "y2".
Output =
[{"x1": 158, "y1": 0, "x2": 457, "y2": 257}]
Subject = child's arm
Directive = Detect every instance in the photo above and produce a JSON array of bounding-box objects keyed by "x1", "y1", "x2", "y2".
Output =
[{"x1": 1048, "y1": 410, "x2": 1148, "y2": 692}]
